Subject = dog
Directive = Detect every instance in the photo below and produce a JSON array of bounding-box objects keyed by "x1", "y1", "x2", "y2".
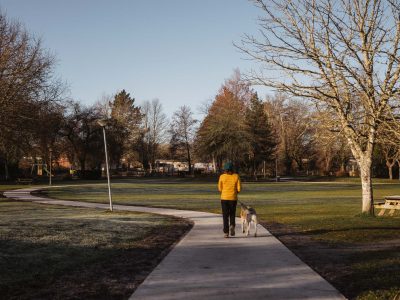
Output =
[{"x1": 239, "y1": 201, "x2": 258, "y2": 237}]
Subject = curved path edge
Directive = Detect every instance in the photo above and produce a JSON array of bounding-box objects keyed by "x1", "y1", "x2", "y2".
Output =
[{"x1": 4, "y1": 187, "x2": 345, "y2": 300}]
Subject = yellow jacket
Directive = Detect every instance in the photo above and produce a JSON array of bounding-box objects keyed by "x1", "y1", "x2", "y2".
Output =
[{"x1": 218, "y1": 173, "x2": 241, "y2": 200}]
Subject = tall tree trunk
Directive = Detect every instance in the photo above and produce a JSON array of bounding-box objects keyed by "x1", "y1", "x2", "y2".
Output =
[
  {"x1": 80, "y1": 159, "x2": 86, "y2": 179},
  {"x1": 340, "y1": 161, "x2": 345, "y2": 173},
  {"x1": 343, "y1": 120, "x2": 376, "y2": 215},
  {"x1": 397, "y1": 160, "x2": 400, "y2": 180},
  {"x1": 253, "y1": 159, "x2": 257, "y2": 180},
  {"x1": 212, "y1": 155, "x2": 216, "y2": 173},
  {"x1": 359, "y1": 157, "x2": 374, "y2": 215},
  {"x1": 284, "y1": 153, "x2": 292, "y2": 175},
  {"x1": 4, "y1": 161, "x2": 9, "y2": 181},
  {"x1": 324, "y1": 154, "x2": 332, "y2": 175},
  {"x1": 386, "y1": 160, "x2": 394, "y2": 180},
  {"x1": 186, "y1": 143, "x2": 192, "y2": 175}
]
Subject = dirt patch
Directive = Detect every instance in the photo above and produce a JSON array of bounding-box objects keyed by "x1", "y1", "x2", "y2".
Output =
[{"x1": 262, "y1": 221, "x2": 400, "y2": 299}]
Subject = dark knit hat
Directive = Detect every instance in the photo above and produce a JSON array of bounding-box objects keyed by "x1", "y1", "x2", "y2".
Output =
[{"x1": 223, "y1": 162, "x2": 233, "y2": 171}]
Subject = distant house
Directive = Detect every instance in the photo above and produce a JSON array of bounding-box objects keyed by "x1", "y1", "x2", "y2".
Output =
[
  {"x1": 154, "y1": 160, "x2": 216, "y2": 174},
  {"x1": 194, "y1": 162, "x2": 215, "y2": 173},
  {"x1": 155, "y1": 160, "x2": 189, "y2": 173}
]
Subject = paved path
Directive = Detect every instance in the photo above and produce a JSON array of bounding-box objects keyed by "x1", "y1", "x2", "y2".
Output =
[{"x1": 4, "y1": 188, "x2": 345, "y2": 300}]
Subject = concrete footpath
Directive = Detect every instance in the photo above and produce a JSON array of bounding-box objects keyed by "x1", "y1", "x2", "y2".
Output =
[{"x1": 4, "y1": 188, "x2": 345, "y2": 300}]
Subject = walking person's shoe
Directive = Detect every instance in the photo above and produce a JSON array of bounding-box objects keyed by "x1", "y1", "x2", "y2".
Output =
[
  {"x1": 224, "y1": 233, "x2": 229, "y2": 238},
  {"x1": 230, "y1": 225, "x2": 235, "y2": 236}
]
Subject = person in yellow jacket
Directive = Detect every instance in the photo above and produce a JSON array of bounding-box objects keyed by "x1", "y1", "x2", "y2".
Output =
[{"x1": 218, "y1": 162, "x2": 241, "y2": 238}]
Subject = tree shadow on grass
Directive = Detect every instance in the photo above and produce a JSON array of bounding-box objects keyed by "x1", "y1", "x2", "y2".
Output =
[
  {"x1": 263, "y1": 221, "x2": 400, "y2": 299},
  {"x1": 273, "y1": 226, "x2": 400, "y2": 237}
]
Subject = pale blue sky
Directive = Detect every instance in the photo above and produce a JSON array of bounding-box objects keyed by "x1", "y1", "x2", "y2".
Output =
[{"x1": 0, "y1": 0, "x2": 269, "y2": 118}]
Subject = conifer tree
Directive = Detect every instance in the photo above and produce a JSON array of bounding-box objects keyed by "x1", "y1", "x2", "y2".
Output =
[
  {"x1": 110, "y1": 90, "x2": 142, "y2": 168},
  {"x1": 244, "y1": 93, "x2": 276, "y2": 178}
]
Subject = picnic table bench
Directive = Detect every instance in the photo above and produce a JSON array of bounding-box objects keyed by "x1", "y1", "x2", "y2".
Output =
[
  {"x1": 16, "y1": 178, "x2": 34, "y2": 184},
  {"x1": 374, "y1": 196, "x2": 400, "y2": 216}
]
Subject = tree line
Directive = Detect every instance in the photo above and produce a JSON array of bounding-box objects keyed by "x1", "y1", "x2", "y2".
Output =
[{"x1": 2, "y1": 0, "x2": 400, "y2": 216}]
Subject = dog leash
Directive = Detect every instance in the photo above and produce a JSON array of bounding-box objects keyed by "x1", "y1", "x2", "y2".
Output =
[{"x1": 238, "y1": 200, "x2": 248, "y2": 207}]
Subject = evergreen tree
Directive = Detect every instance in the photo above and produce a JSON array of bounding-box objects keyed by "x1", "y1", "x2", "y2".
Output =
[
  {"x1": 110, "y1": 90, "x2": 142, "y2": 168},
  {"x1": 244, "y1": 93, "x2": 277, "y2": 178},
  {"x1": 111, "y1": 90, "x2": 142, "y2": 131}
]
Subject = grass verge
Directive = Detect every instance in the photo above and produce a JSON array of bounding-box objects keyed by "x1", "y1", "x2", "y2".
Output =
[{"x1": 0, "y1": 196, "x2": 192, "y2": 299}]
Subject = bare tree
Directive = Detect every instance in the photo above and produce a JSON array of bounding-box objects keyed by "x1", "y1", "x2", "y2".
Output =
[
  {"x1": 224, "y1": 69, "x2": 254, "y2": 104},
  {"x1": 265, "y1": 95, "x2": 314, "y2": 175},
  {"x1": 61, "y1": 101, "x2": 103, "y2": 178},
  {"x1": 140, "y1": 99, "x2": 168, "y2": 172},
  {"x1": 0, "y1": 14, "x2": 55, "y2": 127},
  {"x1": 376, "y1": 117, "x2": 400, "y2": 179},
  {"x1": 312, "y1": 109, "x2": 352, "y2": 176},
  {"x1": 382, "y1": 144, "x2": 399, "y2": 179},
  {"x1": 239, "y1": 0, "x2": 400, "y2": 214},
  {"x1": 94, "y1": 93, "x2": 113, "y2": 118},
  {"x1": 0, "y1": 12, "x2": 67, "y2": 179},
  {"x1": 169, "y1": 105, "x2": 197, "y2": 174}
]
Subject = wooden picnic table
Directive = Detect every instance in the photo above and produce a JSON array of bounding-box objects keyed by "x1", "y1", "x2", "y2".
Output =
[{"x1": 374, "y1": 196, "x2": 400, "y2": 216}]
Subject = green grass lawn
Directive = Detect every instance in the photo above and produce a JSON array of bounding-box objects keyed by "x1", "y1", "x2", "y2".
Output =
[
  {"x1": 0, "y1": 184, "x2": 29, "y2": 192},
  {"x1": 0, "y1": 193, "x2": 191, "y2": 299},
  {"x1": 43, "y1": 178, "x2": 400, "y2": 243},
  {"x1": 40, "y1": 177, "x2": 400, "y2": 299}
]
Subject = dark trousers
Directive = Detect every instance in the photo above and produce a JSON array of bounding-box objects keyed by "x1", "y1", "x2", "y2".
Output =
[{"x1": 221, "y1": 200, "x2": 237, "y2": 233}]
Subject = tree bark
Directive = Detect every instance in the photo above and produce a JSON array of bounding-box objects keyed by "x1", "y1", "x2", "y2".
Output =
[
  {"x1": 4, "y1": 161, "x2": 9, "y2": 181},
  {"x1": 80, "y1": 159, "x2": 86, "y2": 179},
  {"x1": 359, "y1": 157, "x2": 374, "y2": 215},
  {"x1": 186, "y1": 143, "x2": 192, "y2": 175},
  {"x1": 253, "y1": 161, "x2": 258, "y2": 180},
  {"x1": 386, "y1": 160, "x2": 395, "y2": 180},
  {"x1": 397, "y1": 160, "x2": 400, "y2": 181},
  {"x1": 212, "y1": 155, "x2": 216, "y2": 173}
]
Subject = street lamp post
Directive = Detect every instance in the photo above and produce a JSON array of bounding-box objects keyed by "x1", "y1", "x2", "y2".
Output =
[
  {"x1": 49, "y1": 148, "x2": 52, "y2": 186},
  {"x1": 98, "y1": 119, "x2": 113, "y2": 211}
]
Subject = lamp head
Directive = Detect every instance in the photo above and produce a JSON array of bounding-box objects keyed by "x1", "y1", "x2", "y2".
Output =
[{"x1": 97, "y1": 119, "x2": 108, "y2": 127}]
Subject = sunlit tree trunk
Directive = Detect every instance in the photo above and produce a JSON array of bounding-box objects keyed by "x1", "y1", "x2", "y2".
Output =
[
  {"x1": 359, "y1": 156, "x2": 374, "y2": 215},
  {"x1": 212, "y1": 155, "x2": 216, "y2": 173},
  {"x1": 386, "y1": 161, "x2": 395, "y2": 180}
]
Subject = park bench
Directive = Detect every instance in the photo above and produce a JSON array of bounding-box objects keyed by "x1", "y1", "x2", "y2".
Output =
[
  {"x1": 16, "y1": 178, "x2": 33, "y2": 184},
  {"x1": 374, "y1": 196, "x2": 400, "y2": 216}
]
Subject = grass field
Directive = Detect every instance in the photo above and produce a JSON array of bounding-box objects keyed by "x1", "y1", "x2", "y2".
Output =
[
  {"x1": 39, "y1": 177, "x2": 400, "y2": 299},
  {"x1": 0, "y1": 190, "x2": 191, "y2": 299},
  {"x1": 43, "y1": 178, "x2": 400, "y2": 243}
]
